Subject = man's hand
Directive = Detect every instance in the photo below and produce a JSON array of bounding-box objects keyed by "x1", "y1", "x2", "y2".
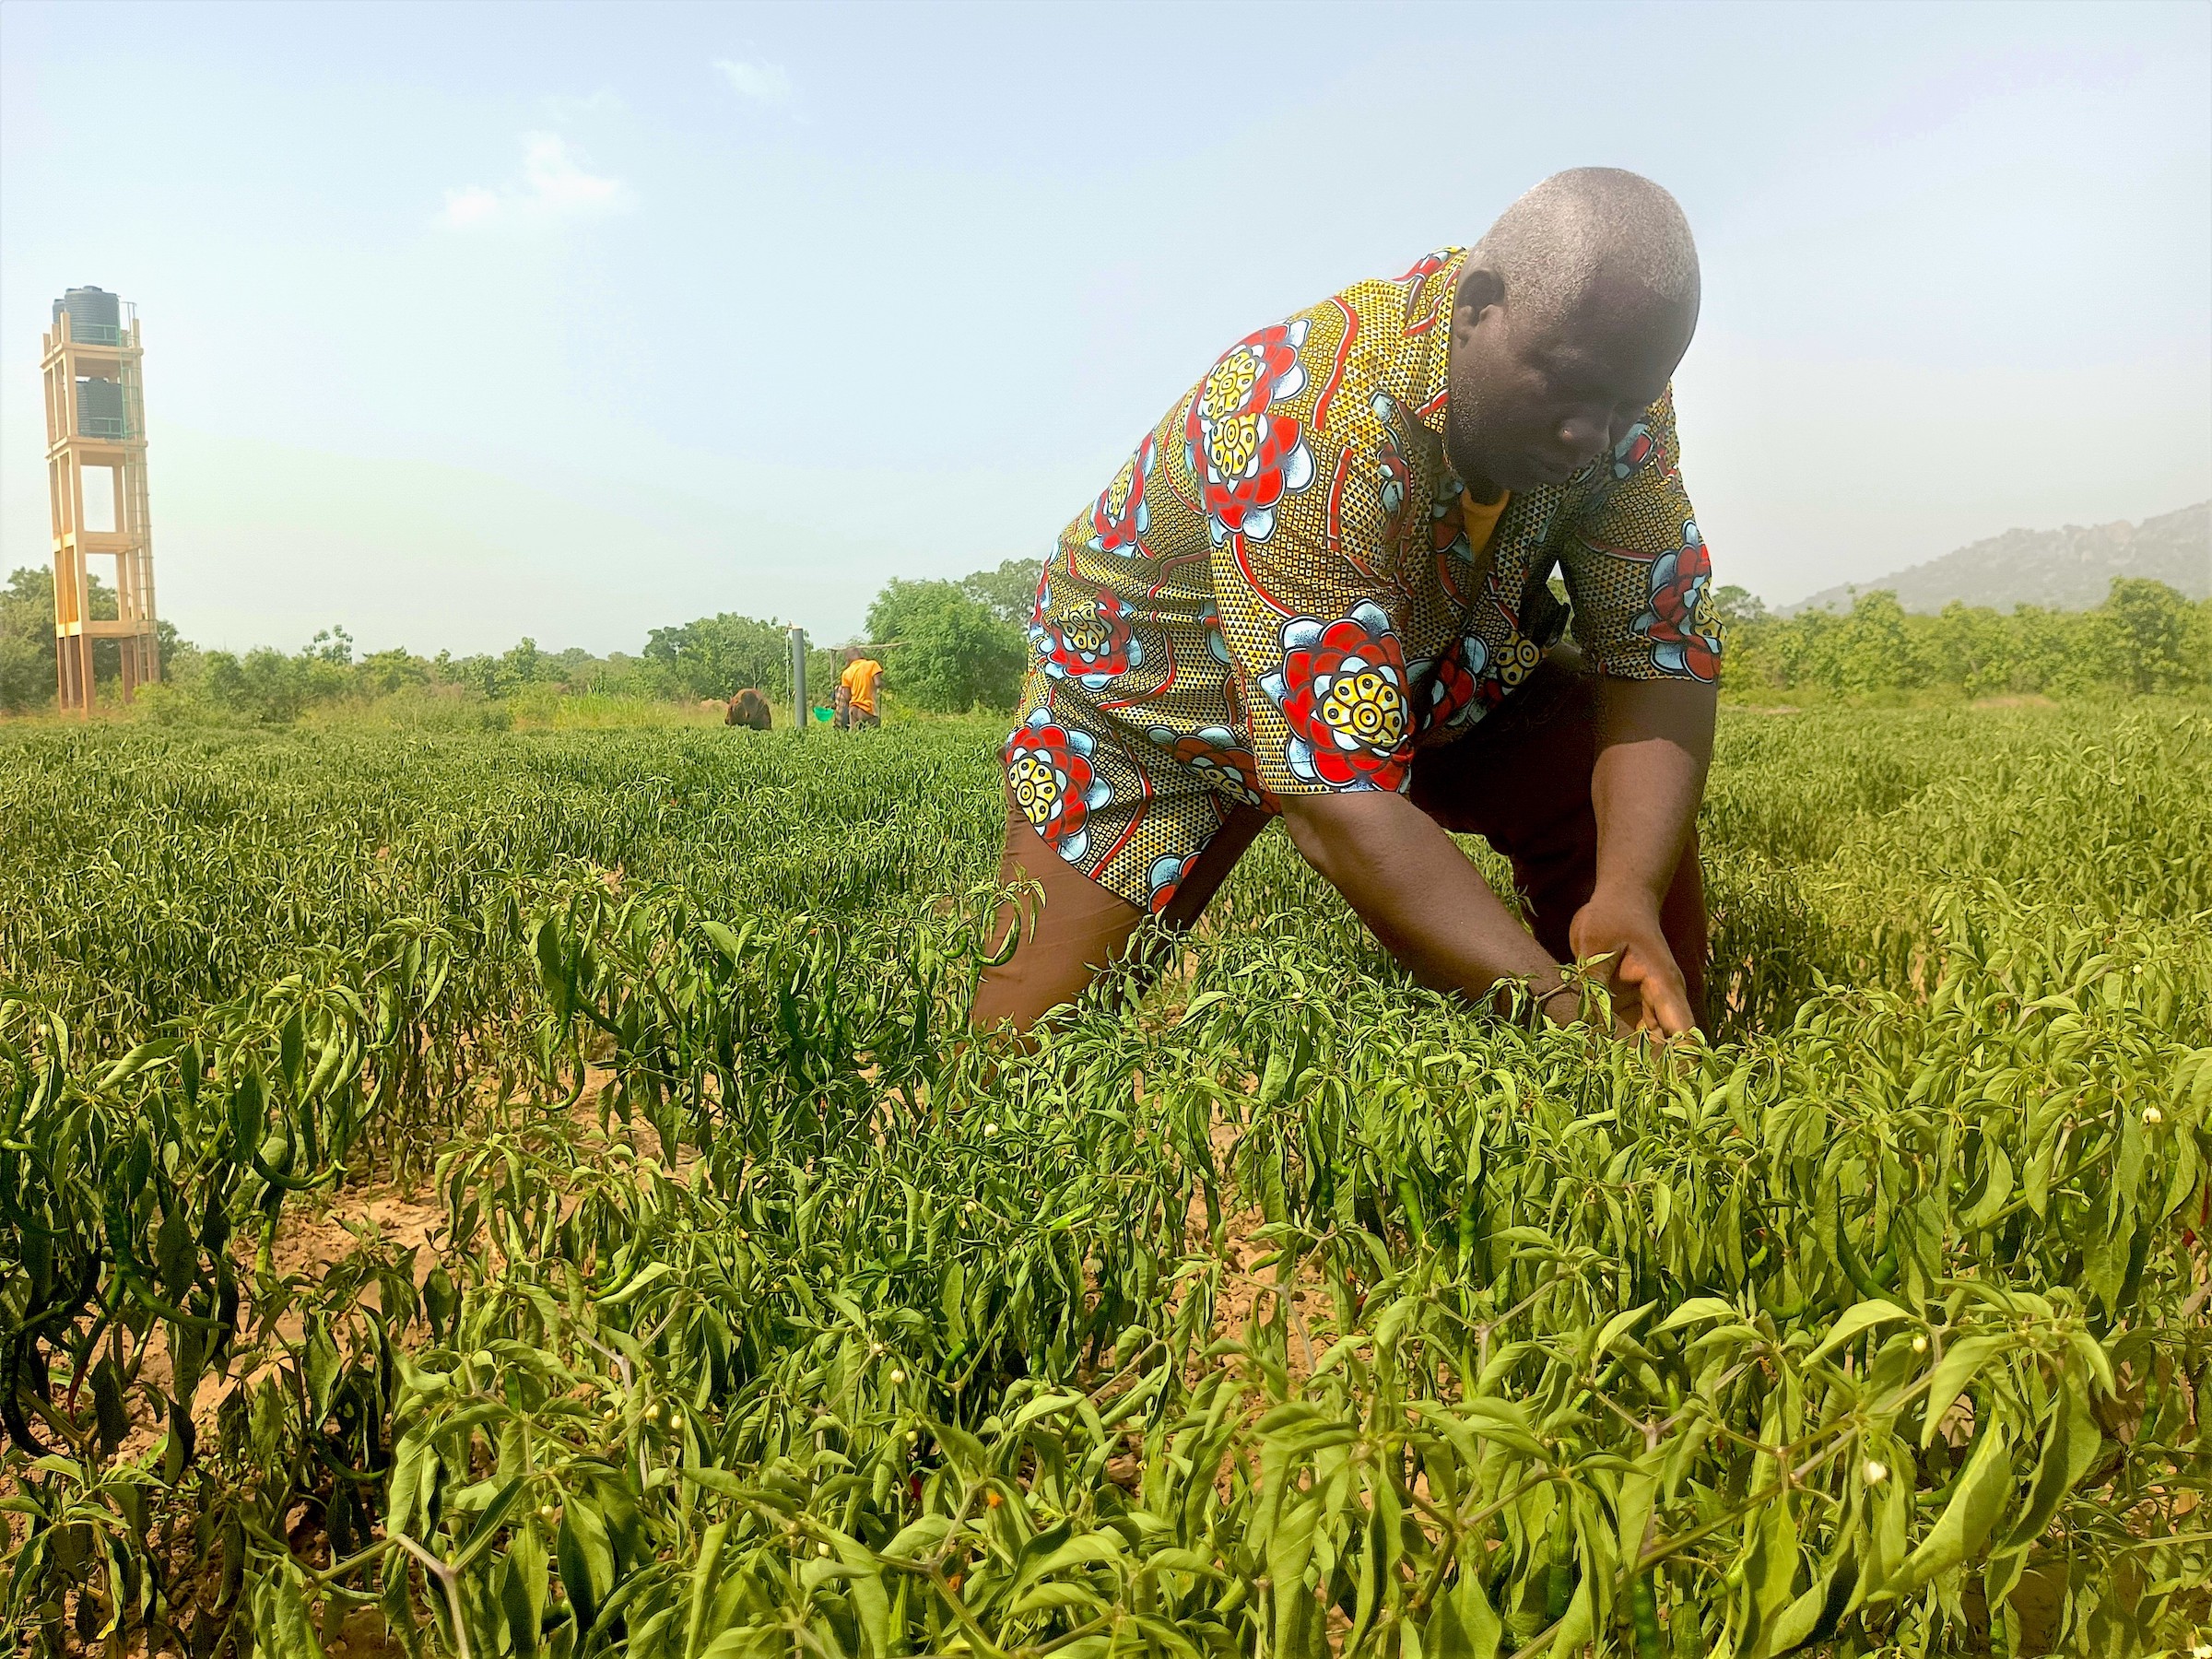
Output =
[
  {"x1": 1278, "y1": 665, "x2": 1715, "y2": 1038},
  {"x1": 1586, "y1": 673, "x2": 1716, "y2": 1036},
  {"x1": 1570, "y1": 886, "x2": 1694, "y2": 1035}
]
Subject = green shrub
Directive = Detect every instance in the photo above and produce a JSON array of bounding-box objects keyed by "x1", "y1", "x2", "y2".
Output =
[
  {"x1": 1721, "y1": 577, "x2": 2210, "y2": 701},
  {"x1": 866, "y1": 578, "x2": 1029, "y2": 712}
]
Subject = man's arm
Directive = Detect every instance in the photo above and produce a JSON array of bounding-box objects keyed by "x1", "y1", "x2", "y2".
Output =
[
  {"x1": 1277, "y1": 792, "x2": 1579, "y2": 1021},
  {"x1": 1550, "y1": 385, "x2": 1723, "y2": 1035},
  {"x1": 1569, "y1": 676, "x2": 1715, "y2": 1033}
]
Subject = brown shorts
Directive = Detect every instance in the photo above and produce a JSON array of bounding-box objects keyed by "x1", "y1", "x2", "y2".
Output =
[{"x1": 970, "y1": 654, "x2": 1704, "y2": 1034}]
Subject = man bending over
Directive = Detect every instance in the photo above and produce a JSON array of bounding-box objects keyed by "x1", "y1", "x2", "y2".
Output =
[{"x1": 975, "y1": 169, "x2": 1722, "y2": 1039}]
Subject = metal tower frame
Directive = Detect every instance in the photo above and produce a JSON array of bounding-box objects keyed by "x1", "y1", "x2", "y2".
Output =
[{"x1": 42, "y1": 303, "x2": 159, "y2": 714}]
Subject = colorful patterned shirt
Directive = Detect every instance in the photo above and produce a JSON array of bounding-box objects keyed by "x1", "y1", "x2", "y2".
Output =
[{"x1": 1004, "y1": 246, "x2": 1721, "y2": 914}]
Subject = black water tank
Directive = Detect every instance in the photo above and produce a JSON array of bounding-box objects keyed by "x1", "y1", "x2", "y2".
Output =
[
  {"x1": 76, "y1": 377, "x2": 125, "y2": 437},
  {"x1": 53, "y1": 287, "x2": 122, "y2": 343}
]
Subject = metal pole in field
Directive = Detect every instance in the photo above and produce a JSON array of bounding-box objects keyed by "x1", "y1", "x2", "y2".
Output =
[{"x1": 790, "y1": 625, "x2": 808, "y2": 730}]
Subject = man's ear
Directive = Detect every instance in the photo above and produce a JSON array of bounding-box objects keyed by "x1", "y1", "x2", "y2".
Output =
[{"x1": 1453, "y1": 265, "x2": 1505, "y2": 330}]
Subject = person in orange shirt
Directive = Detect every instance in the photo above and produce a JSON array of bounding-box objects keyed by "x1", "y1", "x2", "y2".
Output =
[{"x1": 836, "y1": 648, "x2": 885, "y2": 730}]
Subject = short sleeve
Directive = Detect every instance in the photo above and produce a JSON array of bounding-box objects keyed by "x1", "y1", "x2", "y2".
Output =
[
  {"x1": 1558, "y1": 387, "x2": 1723, "y2": 683},
  {"x1": 1194, "y1": 322, "x2": 1424, "y2": 799}
]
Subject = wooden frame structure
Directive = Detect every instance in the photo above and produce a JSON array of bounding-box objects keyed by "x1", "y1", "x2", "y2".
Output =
[{"x1": 42, "y1": 303, "x2": 159, "y2": 714}]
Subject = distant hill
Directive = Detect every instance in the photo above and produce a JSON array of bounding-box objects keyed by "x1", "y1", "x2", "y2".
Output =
[{"x1": 1782, "y1": 501, "x2": 2209, "y2": 616}]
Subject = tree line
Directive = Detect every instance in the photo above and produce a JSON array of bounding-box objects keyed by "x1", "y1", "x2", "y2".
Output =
[
  {"x1": 2, "y1": 556, "x2": 2203, "y2": 723},
  {"x1": 0, "y1": 558, "x2": 1039, "y2": 723},
  {"x1": 0, "y1": 567, "x2": 186, "y2": 714},
  {"x1": 1712, "y1": 576, "x2": 2209, "y2": 700}
]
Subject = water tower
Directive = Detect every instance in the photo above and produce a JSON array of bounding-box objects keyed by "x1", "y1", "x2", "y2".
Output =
[{"x1": 42, "y1": 287, "x2": 159, "y2": 714}]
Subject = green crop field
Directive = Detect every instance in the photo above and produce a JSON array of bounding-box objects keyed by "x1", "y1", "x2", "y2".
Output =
[{"x1": 2, "y1": 702, "x2": 2207, "y2": 1659}]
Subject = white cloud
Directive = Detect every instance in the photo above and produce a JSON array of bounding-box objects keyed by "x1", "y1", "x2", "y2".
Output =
[
  {"x1": 439, "y1": 132, "x2": 629, "y2": 229},
  {"x1": 440, "y1": 185, "x2": 501, "y2": 229},
  {"x1": 520, "y1": 132, "x2": 624, "y2": 212},
  {"x1": 713, "y1": 57, "x2": 795, "y2": 108}
]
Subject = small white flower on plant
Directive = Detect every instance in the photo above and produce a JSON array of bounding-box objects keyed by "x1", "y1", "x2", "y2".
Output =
[
  {"x1": 2143, "y1": 1106, "x2": 2163, "y2": 1125},
  {"x1": 1864, "y1": 1459, "x2": 1889, "y2": 1485}
]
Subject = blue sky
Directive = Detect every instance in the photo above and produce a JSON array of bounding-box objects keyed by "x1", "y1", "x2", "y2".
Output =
[{"x1": 4, "y1": 0, "x2": 2207, "y2": 654}]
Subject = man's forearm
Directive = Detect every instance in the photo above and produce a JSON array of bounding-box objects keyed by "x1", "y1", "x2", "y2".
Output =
[
  {"x1": 1590, "y1": 677, "x2": 1715, "y2": 905},
  {"x1": 1279, "y1": 791, "x2": 1563, "y2": 1005}
]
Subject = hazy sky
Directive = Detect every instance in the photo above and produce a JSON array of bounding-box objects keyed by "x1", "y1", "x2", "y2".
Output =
[{"x1": 4, "y1": 0, "x2": 2207, "y2": 654}]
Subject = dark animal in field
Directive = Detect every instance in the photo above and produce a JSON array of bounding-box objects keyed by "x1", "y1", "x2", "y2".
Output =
[{"x1": 725, "y1": 688, "x2": 772, "y2": 730}]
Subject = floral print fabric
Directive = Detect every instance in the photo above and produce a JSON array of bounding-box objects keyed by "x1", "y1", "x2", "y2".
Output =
[
  {"x1": 1004, "y1": 246, "x2": 1721, "y2": 912},
  {"x1": 1260, "y1": 603, "x2": 1417, "y2": 794}
]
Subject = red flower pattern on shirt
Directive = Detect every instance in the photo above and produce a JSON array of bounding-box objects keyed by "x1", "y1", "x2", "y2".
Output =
[
  {"x1": 1039, "y1": 592, "x2": 1145, "y2": 690},
  {"x1": 1416, "y1": 634, "x2": 1488, "y2": 739},
  {"x1": 1633, "y1": 520, "x2": 1719, "y2": 682},
  {"x1": 1088, "y1": 435, "x2": 1156, "y2": 559},
  {"x1": 1609, "y1": 424, "x2": 1654, "y2": 479},
  {"x1": 1258, "y1": 602, "x2": 1414, "y2": 793},
  {"x1": 1184, "y1": 320, "x2": 1315, "y2": 546},
  {"x1": 1147, "y1": 724, "x2": 1267, "y2": 807},
  {"x1": 1003, "y1": 711, "x2": 1112, "y2": 864}
]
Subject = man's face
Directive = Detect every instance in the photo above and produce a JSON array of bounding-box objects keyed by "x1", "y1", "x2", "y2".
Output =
[{"x1": 1443, "y1": 268, "x2": 1692, "y2": 494}]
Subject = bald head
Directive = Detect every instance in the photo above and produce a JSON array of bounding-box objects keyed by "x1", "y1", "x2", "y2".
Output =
[
  {"x1": 1442, "y1": 169, "x2": 1700, "y2": 494},
  {"x1": 1470, "y1": 168, "x2": 1700, "y2": 332}
]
